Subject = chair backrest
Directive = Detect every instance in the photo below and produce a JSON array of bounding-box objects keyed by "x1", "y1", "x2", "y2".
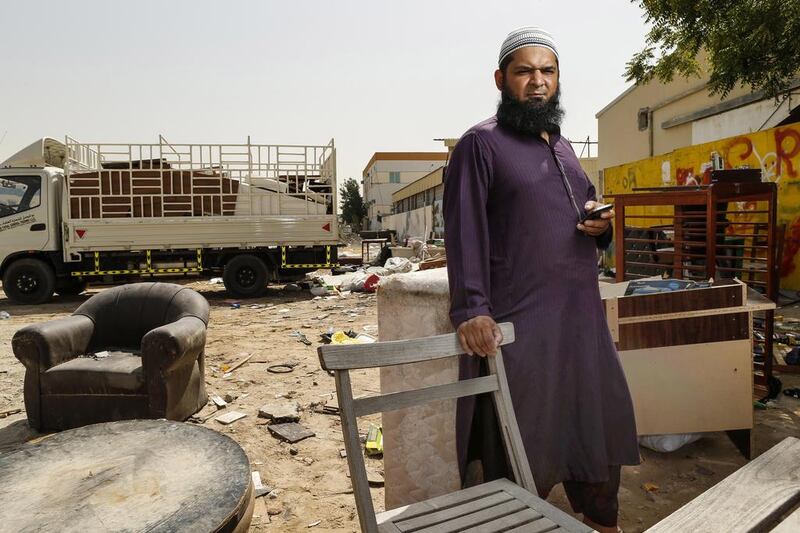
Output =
[
  {"x1": 318, "y1": 322, "x2": 537, "y2": 533},
  {"x1": 74, "y1": 282, "x2": 210, "y2": 351}
]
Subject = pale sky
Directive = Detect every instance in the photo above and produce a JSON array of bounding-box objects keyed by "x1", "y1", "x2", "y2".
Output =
[{"x1": 0, "y1": 0, "x2": 648, "y2": 181}]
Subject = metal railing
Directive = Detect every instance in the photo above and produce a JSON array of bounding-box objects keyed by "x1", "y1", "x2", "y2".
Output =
[{"x1": 64, "y1": 135, "x2": 335, "y2": 219}]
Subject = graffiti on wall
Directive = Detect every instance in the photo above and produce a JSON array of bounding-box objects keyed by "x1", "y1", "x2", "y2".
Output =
[{"x1": 604, "y1": 123, "x2": 800, "y2": 289}]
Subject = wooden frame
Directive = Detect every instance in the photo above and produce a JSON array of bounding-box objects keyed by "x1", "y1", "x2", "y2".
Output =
[
  {"x1": 608, "y1": 180, "x2": 783, "y2": 391},
  {"x1": 318, "y1": 323, "x2": 590, "y2": 533}
]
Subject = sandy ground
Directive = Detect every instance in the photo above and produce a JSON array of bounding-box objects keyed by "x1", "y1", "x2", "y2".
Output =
[{"x1": 1, "y1": 277, "x2": 800, "y2": 532}]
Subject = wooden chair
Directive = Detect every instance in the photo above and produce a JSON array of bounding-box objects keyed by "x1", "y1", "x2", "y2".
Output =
[{"x1": 318, "y1": 322, "x2": 592, "y2": 533}]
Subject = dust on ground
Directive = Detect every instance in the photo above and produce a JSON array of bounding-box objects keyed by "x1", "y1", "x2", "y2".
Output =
[{"x1": 1, "y1": 278, "x2": 800, "y2": 532}]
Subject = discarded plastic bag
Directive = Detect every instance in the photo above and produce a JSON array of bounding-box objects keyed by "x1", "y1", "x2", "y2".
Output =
[
  {"x1": 363, "y1": 274, "x2": 381, "y2": 293},
  {"x1": 639, "y1": 433, "x2": 703, "y2": 453},
  {"x1": 384, "y1": 257, "x2": 412, "y2": 274}
]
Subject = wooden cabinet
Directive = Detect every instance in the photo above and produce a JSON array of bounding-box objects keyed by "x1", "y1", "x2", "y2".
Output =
[{"x1": 600, "y1": 278, "x2": 775, "y2": 458}]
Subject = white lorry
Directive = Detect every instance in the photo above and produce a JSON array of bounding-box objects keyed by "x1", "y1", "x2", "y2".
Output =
[{"x1": 0, "y1": 136, "x2": 339, "y2": 304}]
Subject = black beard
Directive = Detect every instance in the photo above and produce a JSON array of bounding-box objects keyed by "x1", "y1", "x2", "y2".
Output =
[{"x1": 496, "y1": 85, "x2": 564, "y2": 136}]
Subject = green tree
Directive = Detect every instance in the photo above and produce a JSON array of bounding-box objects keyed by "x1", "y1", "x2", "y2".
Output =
[
  {"x1": 626, "y1": 0, "x2": 800, "y2": 98},
  {"x1": 339, "y1": 178, "x2": 369, "y2": 232}
]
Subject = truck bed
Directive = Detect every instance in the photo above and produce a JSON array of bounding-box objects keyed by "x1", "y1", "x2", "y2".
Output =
[{"x1": 63, "y1": 137, "x2": 337, "y2": 252}]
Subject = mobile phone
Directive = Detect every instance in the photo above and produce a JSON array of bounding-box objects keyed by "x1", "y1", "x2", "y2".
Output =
[{"x1": 579, "y1": 203, "x2": 614, "y2": 224}]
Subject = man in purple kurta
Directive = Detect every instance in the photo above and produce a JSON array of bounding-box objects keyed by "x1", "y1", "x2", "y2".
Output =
[{"x1": 444, "y1": 27, "x2": 640, "y2": 532}]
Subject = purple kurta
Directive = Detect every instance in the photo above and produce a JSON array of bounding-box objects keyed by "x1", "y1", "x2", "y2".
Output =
[{"x1": 444, "y1": 116, "x2": 640, "y2": 493}]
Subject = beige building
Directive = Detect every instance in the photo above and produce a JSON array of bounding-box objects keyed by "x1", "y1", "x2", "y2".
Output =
[
  {"x1": 362, "y1": 152, "x2": 448, "y2": 230},
  {"x1": 381, "y1": 141, "x2": 599, "y2": 241},
  {"x1": 596, "y1": 61, "x2": 800, "y2": 172}
]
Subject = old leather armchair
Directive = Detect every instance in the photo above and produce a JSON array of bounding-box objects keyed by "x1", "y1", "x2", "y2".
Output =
[{"x1": 13, "y1": 282, "x2": 210, "y2": 431}]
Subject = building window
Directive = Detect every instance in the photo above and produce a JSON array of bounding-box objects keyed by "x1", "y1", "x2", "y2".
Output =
[
  {"x1": 389, "y1": 171, "x2": 400, "y2": 184},
  {"x1": 637, "y1": 108, "x2": 650, "y2": 131}
]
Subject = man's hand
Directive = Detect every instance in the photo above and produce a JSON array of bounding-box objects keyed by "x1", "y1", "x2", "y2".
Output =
[
  {"x1": 457, "y1": 315, "x2": 503, "y2": 357},
  {"x1": 577, "y1": 200, "x2": 614, "y2": 236}
]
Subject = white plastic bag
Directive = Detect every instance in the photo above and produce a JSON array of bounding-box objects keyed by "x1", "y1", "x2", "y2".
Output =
[{"x1": 639, "y1": 433, "x2": 704, "y2": 453}]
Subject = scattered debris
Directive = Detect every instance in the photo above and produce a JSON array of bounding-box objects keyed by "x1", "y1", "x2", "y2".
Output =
[
  {"x1": 363, "y1": 274, "x2": 381, "y2": 293},
  {"x1": 268, "y1": 422, "x2": 316, "y2": 443},
  {"x1": 224, "y1": 392, "x2": 240, "y2": 403},
  {"x1": 0, "y1": 408, "x2": 23, "y2": 418},
  {"x1": 93, "y1": 350, "x2": 110, "y2": 359},
  {"x1": 268, "y1": 362, "x2": 300, "y2": 374},
  {"x1": 783, "y1": 388, "x2": 800, "y2": 399},
  {"x1": 289, "y1": 331, "x2": 313, "y2": 346},
  {"x1": 339, "y1": 449, "x2": 347, "y2": 458},
  {"x1": 284, "y1": 283, "x2": 302, "y2": 292},
  {"x1": 251, "y1": 471, "x2": 273, "y2": 498},
  {"x1": 230, "y1": 303, "x2": 241, "y2": 309},
  {"x1": 209, "y1": 277, "x2": 223, "y2": 284},
  {"x1": 268, "y1": 488, "x2": 284, "y2": 499},
  {"x1": 313, "y1": 404, "x2": 340, "y2": 416},
  {"x1": 221, "y1": 352, "x2": 255, "y2": 374},
  {"x1": 308, "y1": 520, "x2": 321, "y2": 528},
  {"x1": 210, "y1": 394, "x2": 227, "y2": 409},
  {"x1": 258, "y1": 401, "x2": 301, "y2": 422},
  {"x1": 347, "y1": 467, "x2": 384, "y2": 486},
  {"x1": 642, "y1": 482, "x2": 659, "y2": 493},
  {"x1": 0, "y1": 311, "x2": 11, "y2": 319},
  {"x1": 319, "y1": 330, "x2": 374, "y2": 345},
  {"x1": 365, "y1": 424, "x2": 383, "y2": 456},
  {"x1": 216, "y1": 411, "x2": 247, "y2": 425}
]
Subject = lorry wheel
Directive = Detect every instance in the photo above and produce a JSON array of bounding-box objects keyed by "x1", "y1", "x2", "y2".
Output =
[
  {"x1": 55, "y1": 278, "x2": 88, "y2": 296},
  {"x1": 223, "y1": 255, "x2": 268, "y2": 298},
  {"x1": 2, "y1": 258, "x2": 56, "y2": 305}
]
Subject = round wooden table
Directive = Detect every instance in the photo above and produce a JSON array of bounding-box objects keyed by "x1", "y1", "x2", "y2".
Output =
[{"x1": 0, "y1": 419, "x2": 254, "y2": 532}]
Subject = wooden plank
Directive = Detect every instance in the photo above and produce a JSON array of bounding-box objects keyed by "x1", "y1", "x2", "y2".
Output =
[
  {"x1": 617, "y1": 312, "x2": 749, "y2": 350},
  {"x1": 745, "y1": 287, "x2": 776, "y2": 311},
  {"x1": 392, "y1": 491, "x2": 515, "y2": 531},
  {"x1": 319, "y1": 322, "x2": 515, "y2": 370},
  {"x1": 648, "y1": 437, "x2": 800, "y2": 533},
  {"x1": 619, "y1": 339, "x2": 753, "y2": 435},
  {"x1": 336, "y1": 370, "x2": 379, "y2": 533},
  {"x1": 500, "y1": 482, "x2": 593, "y2": 532},
  {"x1": 377, "y1": 480, "x2": 513, "y2": 524},
  {"x1": 413, "y1": 499, "x2": 528, "y2": 533},
  {"x1": 353, "y1": 375, "x2": 498, "y2": 417},
  {"x1": 458, "y1": 508, "x2": 549, "y2": 533},
  {"x1": 489, "y1": 350, "x2": 537, "y2": 492},
  {"x1": 617, "y1": 280, "x2": 743, "y2": 318}
]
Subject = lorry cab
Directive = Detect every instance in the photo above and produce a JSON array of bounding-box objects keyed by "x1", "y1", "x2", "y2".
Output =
[{"x1": 0, "y1": 138, "x2": 66, "y2": 303}]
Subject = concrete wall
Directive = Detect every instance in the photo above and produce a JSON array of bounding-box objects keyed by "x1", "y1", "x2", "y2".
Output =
[
  {"x1": 603, "y1": 122, "x2": 800, "y2": 289},
  {"x1": 381, "y1": 204, "x2": 433, "y2": 243}
]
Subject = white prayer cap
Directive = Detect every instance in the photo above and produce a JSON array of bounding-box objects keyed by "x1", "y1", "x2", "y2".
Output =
[{"x1": 498, "y1": 27, "x2": 558, "y2": 66}]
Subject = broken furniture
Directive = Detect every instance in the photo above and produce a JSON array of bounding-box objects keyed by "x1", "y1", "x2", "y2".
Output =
[
  {"x1": 600, "y1": 278, "x2": 776, "y2": 458},
  {"x1": 13, "y1": 282, "x2": 209, "y2": 431},
  {"x1": 609, "y1": 174, "x2": 781, "y2": 396},
  {"x1": 0, "y1": 419, "x2": 254, "y2": 532},
  {"x1": 362, "y1": 238, "x2": 388, "y2": 264},
  {"x1": 648, "y1": 436, "x2": 800, "y2": 532},
  {"x1": 318, "y1": 323, "x2": 591, "y2": 533}
]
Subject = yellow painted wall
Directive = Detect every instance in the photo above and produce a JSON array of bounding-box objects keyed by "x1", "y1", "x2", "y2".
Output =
[{"x1": 603, "y1": 122, "x2": 800, "y2": 289}]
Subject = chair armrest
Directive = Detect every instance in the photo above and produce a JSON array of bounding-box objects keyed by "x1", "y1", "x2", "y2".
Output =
[
  {"x1": 12, "y1": 315, "x2": 95, "y2": 372},
  {"x1": 141, "y1": 316, "x2": 207, "y2": 374}
]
